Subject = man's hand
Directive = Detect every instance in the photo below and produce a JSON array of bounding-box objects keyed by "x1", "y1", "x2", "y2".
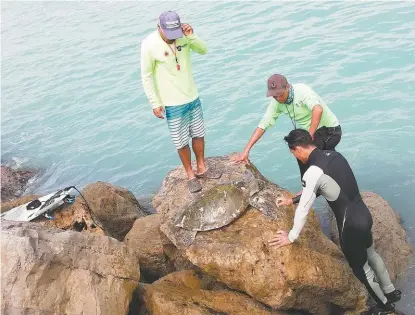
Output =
[
  {"x1": 153, "y1": 106, "x2": 165, "y2": 119},
  {"x1": 268, "y1": 230, "x2": 292, "y2": 248},
  {"x1": 230, "y1": 152, "x2": 250, "y2": 165},
  {"x1": 276, "y1": 196, "x2": 293, "y2": 207},
  {"x1": 182, "y1": 23, "x2": 194, "y2": 36},
  {"x1": 230, "y1": 128, "x2": 264, "y2": 165}
]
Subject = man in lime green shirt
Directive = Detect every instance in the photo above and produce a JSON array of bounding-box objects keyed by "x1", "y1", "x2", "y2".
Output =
[
  {"x1": 141, "y1": 11, "x2": 221, "y2": 193},
  {"x1": 232, "y1": 74, "x2": 342, "y2": 180}
]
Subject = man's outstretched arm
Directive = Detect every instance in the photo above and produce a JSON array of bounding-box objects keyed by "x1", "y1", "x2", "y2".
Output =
[
  {"x1": 231, "y1": 102, "x2": 281, "y2": 164},
  {"x1": 269, "y1": 165, "x2": 323, "y2": 247},
  {"x1": 231, "y1": 128, "x2": 265, "y2": 164}
]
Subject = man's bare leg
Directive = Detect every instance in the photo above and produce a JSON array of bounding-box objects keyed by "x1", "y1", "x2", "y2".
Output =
[
  {"x1": 178, "y1": 145, "x2": 196, "y2": 179},
  {"x1": 192, "y1": 137, "x2": 207, "y2": 175}
]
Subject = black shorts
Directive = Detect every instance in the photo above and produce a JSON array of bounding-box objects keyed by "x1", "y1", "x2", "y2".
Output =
[
  {"x1": 297, "y1": 125, "x2": 342, "y2": 178},
  {"x1": 313, "y1": 125, "x2": 342, "y2": 151}
]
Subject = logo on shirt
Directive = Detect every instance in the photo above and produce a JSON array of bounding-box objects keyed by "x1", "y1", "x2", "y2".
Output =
[
  {"x1": 165, "y1": 51, "x2": 169, "y2": 56},
  {"x1": 177, "y1": 44, "x2": 187, "y2": 51},
  {"x1": 326, "y1": 152, "x2": 331, "y2": 156}
]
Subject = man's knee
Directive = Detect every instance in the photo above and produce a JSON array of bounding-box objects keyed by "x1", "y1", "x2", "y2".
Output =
[
  {"x1": 367, "y1": 244, "x2": 377, "y2": 260},
  {"x1": 177, "y1": 144, "x2": 190, "y2": 151},
  {"x1": 350, "y1": 264, "x2": 366, "y2": 283},
  {"x1": 341, "y1": 236, "x2": 368, "y2": 272},
  {"x1": 350, "y1": 262, "x2": 374, "y2": 285},
  {"x1": 367, "y1": 246, "x2": 387, "y2": 272}
]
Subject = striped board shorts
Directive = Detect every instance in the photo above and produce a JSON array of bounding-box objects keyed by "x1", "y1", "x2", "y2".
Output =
[{"x1": 165, "y1": 97, "x2": 205, "y2": 150}]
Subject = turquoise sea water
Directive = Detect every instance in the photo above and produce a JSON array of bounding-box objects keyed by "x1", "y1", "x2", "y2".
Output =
[{"x1": 1, "y1": 1, "x2": 414, "y2": 311}]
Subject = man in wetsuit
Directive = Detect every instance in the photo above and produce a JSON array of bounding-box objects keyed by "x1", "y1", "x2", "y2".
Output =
[{"x1": 268, "y1": 129, "x2": 401, "y2": 315}]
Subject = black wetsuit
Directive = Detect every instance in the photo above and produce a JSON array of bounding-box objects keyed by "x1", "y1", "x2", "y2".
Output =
[
  {"x1": 289, "y1": 148, "x2": 386, "y2": 308},
  {"x1": 297, "y1": 125, "x2": 342, "y2": 178}
]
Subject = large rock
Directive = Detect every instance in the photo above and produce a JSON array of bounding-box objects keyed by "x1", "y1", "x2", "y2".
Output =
[
  {"x1": 1, "y1": 194, "x2": 106, "y2": 236},
  {"x1": 41, "y1": 197, "x2": 106, "y2": 236},
  {"x1": 1, "y1": 220, "x2": 140, "y2": 315},
  {"x1": 328, "y1": 191, "x2": 413, "y2": 280},
  {"x1": 0, "y1": 181, "x2": 147, "y2": 240},
  {"x1": 153, "y1": 156, "x2": 367, "y2": 315},
  {"x1": 1, "y1": 165, "x2": 38, "y2": 203},
  {"x1": 124, "y1": 214, "x2": 172, "y2": 282},
  {"x1": 139, "y1": 270, "x2": 303, "y2": 315},
  {"x1": 82, "y1": 181, "x2": 147, "y2": 241}
]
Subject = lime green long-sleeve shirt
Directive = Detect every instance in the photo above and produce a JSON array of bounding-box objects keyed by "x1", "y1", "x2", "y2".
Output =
[
  {"x1": 141, "y1": 31, "x2": 207, "y2": 109},
  {"x1": 258, "y1": 83, "x2": 339, "y2": 131}
]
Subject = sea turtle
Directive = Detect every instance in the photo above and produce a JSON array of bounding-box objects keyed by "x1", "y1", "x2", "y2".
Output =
[
  {"x1": 174, "y1": 169, "x2": 277, "y2": 233},
  {"x1": 175, "y1": 183, "x2": 250, "y2": 231},
  {"x1": 162, "y1": 169, "x2": 282, "y2": 248}
]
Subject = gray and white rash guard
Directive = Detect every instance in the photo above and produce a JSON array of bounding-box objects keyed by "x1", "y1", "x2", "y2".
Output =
[{"x1": 288, "y1": 149, "x2": 357, "y2": 242}]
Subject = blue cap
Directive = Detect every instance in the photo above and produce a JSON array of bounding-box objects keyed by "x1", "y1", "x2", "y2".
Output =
[{"x1": 159, "y1": 11, "x2": 184, "y2": 40}]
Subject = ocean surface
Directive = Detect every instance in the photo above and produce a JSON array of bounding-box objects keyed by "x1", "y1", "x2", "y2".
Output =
[{"x1": 1, "y1": 1, "x2": 414, "y2": 311}]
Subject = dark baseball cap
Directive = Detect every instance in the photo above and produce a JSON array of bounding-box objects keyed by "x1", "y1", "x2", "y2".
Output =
[
  {"x1": 266, "y1": 74, "x2": 288, "y2": 97},
  {"x1": 159, "y1": 11, "x2": 183, "y2": 40}
]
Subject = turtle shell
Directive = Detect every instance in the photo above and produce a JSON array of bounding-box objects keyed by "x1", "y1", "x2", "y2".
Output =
[{"x1": 175, "y1": 184, "x2": 250, "y2": 231}]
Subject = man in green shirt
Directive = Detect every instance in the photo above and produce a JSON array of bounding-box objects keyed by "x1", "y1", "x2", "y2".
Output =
[
  {"x1": 232, "y1": 74, "x2": 342, "y2": 180},
  {"x1": 141, "y1": 11, "x2": 222, "y2": 193}
]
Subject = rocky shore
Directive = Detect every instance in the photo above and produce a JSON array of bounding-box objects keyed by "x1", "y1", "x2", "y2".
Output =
[
  {"x1": 1, "y1": 156, "x2": 413, "y2": 315},
  {"x1": 1, "y1": 164, "x2": 38, "y2": 203}
]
